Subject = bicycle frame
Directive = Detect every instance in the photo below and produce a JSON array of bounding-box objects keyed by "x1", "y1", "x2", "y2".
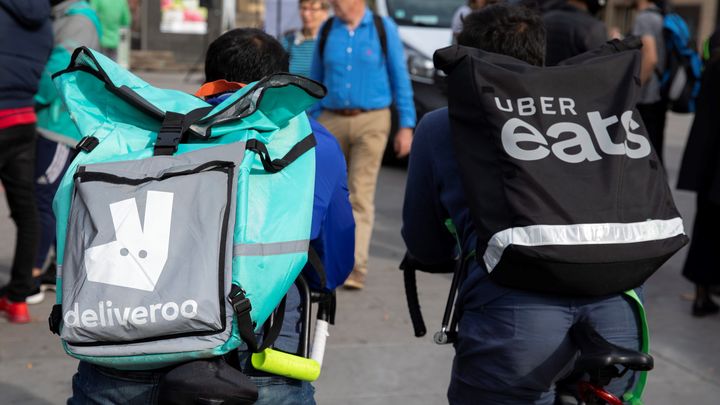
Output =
[{"x1": 578, "y1": 381, "x2": 624, "y2": 405}]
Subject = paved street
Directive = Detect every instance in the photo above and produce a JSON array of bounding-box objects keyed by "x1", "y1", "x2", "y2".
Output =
[{"x1": 1, "y1": 72, "x2": 719, "y2": 404}]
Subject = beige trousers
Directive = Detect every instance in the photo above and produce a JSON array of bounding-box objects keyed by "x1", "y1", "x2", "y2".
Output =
[{"x1": 318, "y1": 108, "x2": 391, "y2": 281}]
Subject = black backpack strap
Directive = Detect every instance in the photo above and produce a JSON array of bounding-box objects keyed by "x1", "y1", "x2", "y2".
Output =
[
  {"x1": 372, "y1": 14, "x2": 388, "y2": 60},
  {"x1": 49, "y1": 304, "x2": 63, "y2": 335},
  {"x1": 246, "y1": 133, "x2": 316, "y2": 173},
  {"x1": 400, "y1": 254, "x2": 427, "y2": 338},
  {"x1": 318, "y1": 15, "x2": 387, "y2": 61},
  {"x1": 318, "y1": 17, "x2": 335, "y2": 61},
  {"x1": 230, "y1": 284, "x2": 287, "y2": 353}
]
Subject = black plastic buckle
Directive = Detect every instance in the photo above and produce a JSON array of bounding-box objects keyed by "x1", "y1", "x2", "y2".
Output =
[
  {"x1": 75, "y1": 136, "x2": 99, "y2": 153},
  {"x1": 232, "y1": 296, "x2": 252, "y2": 317},
  {"x1": 154, "y1": 112, "x2": 185, "y2": 156}
]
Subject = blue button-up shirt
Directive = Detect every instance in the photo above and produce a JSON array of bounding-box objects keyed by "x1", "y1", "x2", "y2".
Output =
[{"x1": 310, "y1": 9, "x2": 416, "y2": 129}]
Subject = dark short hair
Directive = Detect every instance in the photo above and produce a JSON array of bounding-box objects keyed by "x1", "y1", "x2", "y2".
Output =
[
  {"x1": 457, "y1": 4, "x2": 546, "y2": 66},
  {"x1": 204, "y1": 28, "x2": 289, "y2": 84}
]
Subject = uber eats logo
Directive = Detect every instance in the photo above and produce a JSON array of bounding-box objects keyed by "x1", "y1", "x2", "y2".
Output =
[
  {"x1": 65, "y1": 191, "x2": 199, "y2": 329},
  {"x1": 495, "y1": 97, "x2": 652, "y2": 163}
]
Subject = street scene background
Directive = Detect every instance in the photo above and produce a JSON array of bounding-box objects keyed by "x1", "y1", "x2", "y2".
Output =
[{"x1": 0, "y1": 72, "x2": 719, "y2": 404}]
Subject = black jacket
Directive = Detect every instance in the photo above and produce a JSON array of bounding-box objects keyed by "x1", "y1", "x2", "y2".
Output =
[
  {"x1": 0, "y1": 0, "x2": 53, "y2": 110},
  {"x1": 677, "y1": 51, "x2": 720, "y2": 202},
  {"x1": 543, "y1": 5, "x2": 608, "y2": 66}
]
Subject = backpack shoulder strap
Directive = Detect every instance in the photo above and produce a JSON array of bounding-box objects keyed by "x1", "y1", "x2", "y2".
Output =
[
  {"x1": 318, "y1": 17, "x2": 335, "y2": 61},
  {"x1": 372, "y1": 14, "x2": 388, "y2": 60},
  {"x1": 318, "y1": 15, "x2": 388, "y2": 60}
]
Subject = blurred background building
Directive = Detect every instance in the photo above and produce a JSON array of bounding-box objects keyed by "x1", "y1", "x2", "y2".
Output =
[{"x1": 126, "y1": 0, "x2": 720, "y2": 73}]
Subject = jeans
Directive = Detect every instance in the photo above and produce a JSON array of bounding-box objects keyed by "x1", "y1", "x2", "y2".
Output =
[
  {"x1": 68, "y1": 361, "x2": 316, "y2": 405},
  {"x1": 0, "y1": 124, "x2": 39, "y2": 302},
  {"x1": 448, "y1": 290, "x2": 642, "y2": 405},
  {"x1": 34, "y1": 135, "x2": 71, "y2": 268}
]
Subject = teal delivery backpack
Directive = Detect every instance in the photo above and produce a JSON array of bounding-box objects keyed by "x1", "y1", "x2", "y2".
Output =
[{"x1": 48, "y1": 47, "x2": 325, "y2": 370}]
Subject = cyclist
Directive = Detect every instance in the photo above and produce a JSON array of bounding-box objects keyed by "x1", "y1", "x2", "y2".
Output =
[
  {"x1": 69, "y1": 28, "x2": 355, "y2": 405},
  {"x1": 401, "y1": 5, "x2": 642, "y2": 404}
]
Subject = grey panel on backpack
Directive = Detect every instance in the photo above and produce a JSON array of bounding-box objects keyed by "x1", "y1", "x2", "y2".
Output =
[{"x1": 61, "y1": 143, "x2": 242, "y2": 356}]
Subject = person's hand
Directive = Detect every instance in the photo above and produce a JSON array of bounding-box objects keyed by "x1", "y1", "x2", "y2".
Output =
[{"x1": 394, "y1": 127, "x2": 413, "y2": 158}]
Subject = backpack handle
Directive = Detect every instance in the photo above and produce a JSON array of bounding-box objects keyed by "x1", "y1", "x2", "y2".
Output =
[{"x1": 54, "y1": 47, "x2": 327, "y2": 139}]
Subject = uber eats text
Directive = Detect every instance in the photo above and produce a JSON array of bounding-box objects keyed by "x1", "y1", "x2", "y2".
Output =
[{"x1": 494, "y1": 97, "x2": 651, "y2": 163}]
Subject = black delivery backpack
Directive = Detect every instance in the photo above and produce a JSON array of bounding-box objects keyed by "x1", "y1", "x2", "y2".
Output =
[{"x1": 430, "y1": 39, "x2": 689, "y2": 296}]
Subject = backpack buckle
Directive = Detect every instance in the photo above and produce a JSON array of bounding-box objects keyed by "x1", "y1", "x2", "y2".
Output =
[
  {"x1": 232, "y1": 296, "x2": 252, "y2": 316},
  {"x1": 229, "y1": 285, "x2": 252, "y2": 317},
  {"x1": 154, "y1": 112, "x2": 185, "y2": 156},
  {"x1": 76, "y1": 136, "x2": 99, "y2": 153}
]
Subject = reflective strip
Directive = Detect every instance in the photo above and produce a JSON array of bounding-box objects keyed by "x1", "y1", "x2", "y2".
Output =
[
  {"x1": 483, "y1": 218, "x2": 686, "y2": 273},
  {"x1": 233, "y1": 240, "x2": 310, "y2": 257}
]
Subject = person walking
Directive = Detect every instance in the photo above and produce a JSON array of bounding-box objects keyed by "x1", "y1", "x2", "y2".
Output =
[
  {"x1": 676, "y1": 28, "x2": 720, "y2": 317},
  {"x1": 281, "y1": 0, "x2": 330, "y2": 78},
  {"x1": 632, "y1": 0, "x2": 667, "y2": 162},
  {"x1": 310, "y1": 0, "x2": 415, "y2": 290},
  {"x1": 90, "y1": 0, "x2": 131, "y2": 60},
  {"x1": 25, "y1": 0, "x2": 101, "y2": 305},
  {"x1": 0, "y1": 0, "x2": 53, "y2": 323},
  {"x1": 543, "y1": 0, "x2": 608, "y2": 66}
]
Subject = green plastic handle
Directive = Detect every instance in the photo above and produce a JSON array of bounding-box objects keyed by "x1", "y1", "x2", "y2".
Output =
[{"x1": 251, "y1": 348, "x2": 321, "y2": 382}]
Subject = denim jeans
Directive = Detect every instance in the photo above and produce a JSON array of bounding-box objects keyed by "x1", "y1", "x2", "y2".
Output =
[
  {"x1": 448, "y1": 290, "x2": 642, "y2": 405},
  {"x1": 34, "y1": 135, "x2": 71, "y2": 269},
  {"x1": 0, "y1": 124, "x2": 39, "y2": 302},
  {"x1": 68, "y1": 361, "x2": 316, "y2": 404}
]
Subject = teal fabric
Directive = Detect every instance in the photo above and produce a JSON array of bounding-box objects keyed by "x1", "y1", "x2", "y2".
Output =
[{"x1": 52, "y1": 48, "x2": 321, "y2": 369}]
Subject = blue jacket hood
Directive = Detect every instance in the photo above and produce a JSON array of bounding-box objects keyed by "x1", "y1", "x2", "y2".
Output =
[{"x1": 0, "y1": 0, "x2": 51, "y2": 29}]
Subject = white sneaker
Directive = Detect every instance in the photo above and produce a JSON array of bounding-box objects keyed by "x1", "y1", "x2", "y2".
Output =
[{"x1": 25, "y1": 289, "x2": 45, "y2": 305}]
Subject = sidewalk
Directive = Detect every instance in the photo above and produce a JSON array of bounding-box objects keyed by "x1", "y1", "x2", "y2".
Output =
[{"x1": 1, "y1": 73, "x2": 719, "y2": 404}]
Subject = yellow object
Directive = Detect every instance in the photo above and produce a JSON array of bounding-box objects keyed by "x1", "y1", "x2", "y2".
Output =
[{"x1": 251, "y1": 348, "x2": 321, "y2": 382}]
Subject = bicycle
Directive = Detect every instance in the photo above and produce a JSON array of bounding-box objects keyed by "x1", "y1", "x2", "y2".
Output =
[{"x1": 400, "y1": 253, "x2": 654, "y2": 405}]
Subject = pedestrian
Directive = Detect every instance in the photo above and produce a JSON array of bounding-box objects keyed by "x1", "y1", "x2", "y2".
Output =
[
  {"x1": 26, "y1": 0, "x2": 101, "y2": 305},
  {"x1": 69, "y1": 28, "x2": 355, "y2": 404},
  {"x1": 450, "y1": 0, "x2": 486, "y2": 40},
  {"x1": 0, "y1": 0, "x2": 53, "y2": 324},
  {"x1": 676, "y1": 28, "x2": 720, "y2": 317},
  {"x1": 90, "y1": 0, "x2": 131, "y2": 61},
  {"x1": 311, "y1": 0, "x2": 415, "y2": 290},
  {"x1": 543, "y1": 0, "x2": 608, "y2": 66},
  {"x1": 281, "y1": 0, "x2": 330, "y2": 78},
  {"x1": 403, "y1": 5, "x2": 644, "y2": 403},
  {"x1": 632, "y1": 0, "x2": 667, "y2": 162}
]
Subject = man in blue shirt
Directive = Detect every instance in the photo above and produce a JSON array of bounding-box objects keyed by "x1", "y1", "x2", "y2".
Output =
[
  {"x1": 311, "y1": 0, "x2": 415, "y2": 289},
  {"x1": 69, "y1": 28, "x2": 355, "y2": 405},
  {"x1": 403, "y1": 6, "x2": 641, "y2": 405}
]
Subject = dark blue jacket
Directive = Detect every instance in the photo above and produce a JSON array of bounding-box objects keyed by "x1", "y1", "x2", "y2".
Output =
[
  {"x1": 0, "y1": 0, "x2": 53, "y2": 109},
  {"x1": 402, "y1": 108, "x2": 511, "y2": 313}
]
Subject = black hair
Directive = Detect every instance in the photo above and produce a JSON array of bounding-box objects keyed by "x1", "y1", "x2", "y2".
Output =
[
  {"x1": 457, "y1": 4, "x2": 546, "y2": 66},
  {"x1": 204, "y1": 28, "x2": 290, "y2": 84}
]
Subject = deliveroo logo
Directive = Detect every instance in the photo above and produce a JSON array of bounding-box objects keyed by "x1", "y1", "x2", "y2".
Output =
[{"x1": 84, "y1": 191, "x2": 174, "y2": 292}]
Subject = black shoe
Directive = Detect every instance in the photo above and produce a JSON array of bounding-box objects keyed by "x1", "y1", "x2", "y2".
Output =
[{"x1": 692, "y1": 299, "x2": 720, "y2": 317}]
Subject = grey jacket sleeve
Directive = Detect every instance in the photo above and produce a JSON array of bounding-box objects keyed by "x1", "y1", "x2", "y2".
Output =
[{"x1": 56, "y1": 14, "x2": 100, "y2": 51}]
